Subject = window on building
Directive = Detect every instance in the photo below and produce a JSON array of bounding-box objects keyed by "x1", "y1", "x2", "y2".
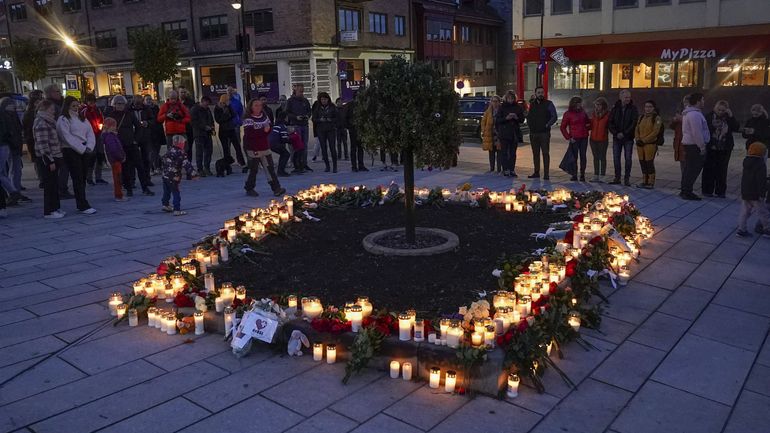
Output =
[
  {"x1": 91, "y1": 0, "x2": 112, "y2": 8},
  {"x1": 611, "y1": 63, "x2": 631, "y2": 88},
  {"x1": 369, "y1": 12, "x2": 387, "y2": 34},
  {"x1": 200, "y1": 15, "x2": 228, "y2": 40},
  {"x1": 486, "y1": 60, "x2": 495, "y2": 76},
  {"x1": 163, "y1": 20, "x2": 188, "y2": 41},
  {"x1": 126, "y1": 25, "x2": 149, "y2": 47},
  {"x1": 631, "y1": 62, "x2": 652, "y2": 88},
  {"x1": 461, "y1": 26, "x2": 470, "y2": 43},
  {"x1": 717, "y1": 59, "x2": 740, "y2": 87},
  {"x1": 94, "y1": 30, "x2": 117, "y2": 49},
  {"x1": 716, "y1": 58, "x2": 767, "y2": 87},
  {"x1": 580, "y1": 0, "x2": 601, "y2": 11},
  {"x1": 39, "y1": 38, "x2": 60, "y2": 56},
  {"x1": 244, "y1": 9, "x2": 273, "y2": 34},
  {"x1": 654, "y1": 62, "x2": 674, "y2": 88},
  {"x1": 679, "y1": 0, "x2": 705, "y2": 3},
  {"x1": 552, "y1": 0, "x2": 572, "y2": 14},
  {"x1": 394, "y1": 16, "x2": 405, "y2": 36},
  {"x1": 34, "y1": 0, "x2": 53, "y2": 15},
  {"x1": 62, "y1": 0, "x2": 82, "y2": 12},
  {"x1": 124, "y1": 0, "x2": 142, "y2": 3},
  {"x1": 553, "y1": 66, "x2": 574, "y2": 89},
  {"x1": 9, "y1": 3, "x2": 27, "y2": 21},
  {"x1": 739, "y1": 58, "x2": 767, "y2": 86},
  {"x1": 338, "y1": 8, "x2": 360, "y2": 32},
  {"x1": 487, "y1": 29, "x2": 494, "y2": 45},
  {"x1": 577, "y1": 64, "x2": 596, "y2": 89},
  {"x1": 342, "y1": 59, "x2": 365, "y2": 81},
  {"x1": 677, "y1": 60, "x2": 699, "y2": 87},
  {"x1": 441, "y1": 28, "x2": 451, "y2": 41},
  {"x1": 524, "y1": 0, "x2": 543, "y2": 16},
  {"x1": 614, "y1": 0, "x2": 637, "y2": 8},
  {"x1": 646, "y1": 0, "x2": 670, "y2": 5},
  {"x1": 474, "y1": 59, "x2": 483, "y2": 76}
]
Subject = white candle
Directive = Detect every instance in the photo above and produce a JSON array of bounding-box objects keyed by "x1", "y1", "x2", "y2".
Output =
[
  {"x1": 414, "y1": 319, "x2": 425, "y2": 342},
  {"x1": 224, "y1": 307, "x2": 235, "y2": 336},
  {"x1": 116, "y1": 303, "x2": 127, "y2": 319},
  {"x1": 357, "y1": 297, "x2": 373, "y2": 318},
  {"x1": 227, "y1": 228, "x2": 236, "y2": 242},
  {"x1": 165, "y1": 285, "x2": 174, "y2": 303},
  {"x1": 287, "y1": 295, "x2": 298, "y2": 308},
  {"x1": 390, "y1": 361, "x2": 400, "y2": 379},
  {"x1": 445, "y1": 370, "x2": 457, "y2": 393},
  {"x1": 313, "y1": 343, "x2": 323, "y2": 361},
  {"x1": 194, "y1": 311, "x2": 204, "y2": 335},
  {"x1": 326, "y1": 344, "x2": 336, "y2": 364},
  {"x1": 402, "y1": 362, "x2": 413, "y2": 380},
  {"x1": 546, "y1": 340, "x2": 553, "y2": 356},
  {"x1": 428, "y1": 333, "x2": 437, "y2": 344},
  {"x1": 166, "y1": 315, "x2": 177, "y2": 335},
  {"x1": 204, "y1": 273, "x2": 215, "y2": 292},
  {"x1": 471, "y1": 332, "x2": 483, "y2": 347},
  {"x1": 108, "y1": 292, "x2": 122, "y2": 316},
  {"x1": 210, "y1": 252, "x2": 219, "y2": 266},
  {"x1": 439, "y1": 318, "x2": 450, "y2": 340},
  {"x1": 446, "y1": 321, "x2": 461, "y2": 349},
  {"x1": 398, "y1": 313, "x2": 411, "y2": 341},
  {"x1": 484, "y1": 325, "x2": 495, "y2": 348},
  {"x1": 215, "y1": 297, "x2": 225, "y2": 313},
  {"x1": 505, "y1": 202, "x2": 512, "y2": 212},
  {"x1": 219, "y1": 243, "x2": 229, "y2": 262},
  {"x1": 132, "y1": 280, "x2": 144, "y2": 296},
  {"x1": 147, "y1": 307, "x2": 157, "y2": 328},
  {"x1": 429, "y1": 367, "x2": 441, "y2": 389},
  {"x1": 128, "y1": 309, "x2": 138, "y2": 327},
  {"x1": 519, "y1": 295, "x2": 532, "y2": 316},
  {"x1": 235, "y1": 286, "x2": 246, "y2": 301},
  {"x1": 159, "y1": 312, "x2": 168, "y2": 332},
  {"x1": 286, "y1": 197, "x2": 294, "y2": 217},
  {"x1": 619, "y1": 267, "x2": 630, "y2": 286},
  {"x1": 507, "y1": 373, "x2": 520, "y2": 398},
  {"x1": 349, "y1": 305, "x2": 363, "y2": 333},
  {"x1": 568, "y1": 311, "x2": 581, "y2": 332},
  {"x1": 302, "y1": 297, "x2": 323, "y2": 319}
]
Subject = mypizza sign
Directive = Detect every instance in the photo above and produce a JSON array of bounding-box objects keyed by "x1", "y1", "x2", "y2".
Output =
[{"x1": 660, "y1": 48, "x2": 717, "y2": 61}]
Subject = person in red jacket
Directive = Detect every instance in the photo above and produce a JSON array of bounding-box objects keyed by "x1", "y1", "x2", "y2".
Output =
[
  {"x1": 560, "y1": 96, "x2": 591, "y2": 181},
  {"x1": 157, "y1": 90, "x2": 191, "y2": 155},
  {"x1": 242, "y1": 99, "x2": 285, "y2": 197},
  {"x1": 81, "y1": 94, "x2": 107, "y2": 185}
]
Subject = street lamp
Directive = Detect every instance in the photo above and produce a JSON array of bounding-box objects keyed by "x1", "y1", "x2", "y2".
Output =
[
  {"x1": 231, "y1": 2, "x2": 241, "y2": 9},
  {"x1": 63, "y1": 36, "x2": 76, "y2": 48}
]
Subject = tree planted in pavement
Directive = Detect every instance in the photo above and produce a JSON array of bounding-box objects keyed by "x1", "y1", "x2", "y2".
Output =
[{"x1": 131, "y1": 27, "x2": 180, "y2": 97}]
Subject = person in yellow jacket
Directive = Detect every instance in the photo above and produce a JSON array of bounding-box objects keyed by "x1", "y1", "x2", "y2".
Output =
[
  {"x1": 634, "y1": 100, "x2": 664, "y2": 189},
  {"x1": 481, "y1": 96, "x2": 502, "y2": 173}
]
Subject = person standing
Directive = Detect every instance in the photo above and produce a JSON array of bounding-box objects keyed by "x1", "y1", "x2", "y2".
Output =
[
  {"x1": 608, "y1": 89, "x2": 638, "y2": 186},
  {"x1": 22, "y1": 90, "x2": 44, "y2": 189},
  {"x1": 33, "y1": 100, "x2": 64, "y2": 218},
  {"x1": 671, "y1": 95, "x2": 690, "y2": 178},
  {"x1": 634, "y1": 100, "x2": 664, "y2": 189},
  {"x1": 101, "y1": 117, "x2": 127, "y2": 202},
  {"x1": 179, "y1": 87, "x2": 196, "y2": 160},
  {"x1": 81, "y1": 94, "x2": 107, "y2": 185},
  {"x1": 741, "y1": 104, "x2": 770, "y2": 149},
  {"x1": 495, "y1": 90, "x2": 525, "y2": 177},
  {"x1": 680, "y1": 93, "x2": 710, "y2": 201},
  {"x1": 108, "y1": 95, "x2": 154, "y2": 197},
  {"x1": 589, "y1": 97, "x2": 610, "y2": 182},
  {"x1": 259, "y1": 95, "x2": 274, "y2": 124},
  {"x1": 286, "y1": 84, "x2": 312, "y2": 169},
  {"x1": 144, "y1": 95, "x2": 164, "y2": 175},
  {"x1": 227, "y1": 86, "x2": 247, "y2": 173},
  {"x1": 158, "y1": 90, "x2": 191, "y2": 147},
  {"x1": 56, "y1": 96, "x2": 96, "y2": 214},
  {"x1": 335, "y1": 98, "x2": 349, "y2": 160},
  {"x1": 269, "y1": 111, "x2": 291, "y2": 176},
  {"x1": 736, "y1": 142, "x2": 770, "y2": 237},
  {"x1": 43, "y1": 84, "x2": 72, "y2": 198},
  {"x1": 526, "y1": 86, "x2": 558, "y2": 179},
  {"x1": 214, "y1": 94, "x2": 246, "y2": 168},
  {"x1": 0, "y1": 98, "x2": 30, "y2": 203},
  {"x1": 560, "y1": 96, "x2": 591, "y2": 181},
  {"x1": 702, "y1": 100, "x2": 739, "y2": 198},
  {"x1": 312, "y1": 92, "x2": 338, "y2": 173},
  {"x1": 130, "y1": 97, "x2": 156, "y2": 183},
  {"x1": 190, "y1": 96, "x2": 215, "y2": 176},
  {"x1": 242, "y1": 99, "x2": 285, "y2": 197},
  {"x1": 345, "y1": 99, "x2": 367, "y2": 173},
  {"x1": 481, "y1": 96, "x2": 502, "y2": 173}
]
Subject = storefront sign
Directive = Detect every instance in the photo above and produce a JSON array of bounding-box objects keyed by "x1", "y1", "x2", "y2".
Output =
[
  {"x1": 660, "y1": 48, "x2": 717, "y2": 61},
  {"x1": 202, "y1": 84, "x2": 231, "y2": 98},
  {"x1": 341, "y1": 80, "x2": 364, "y2": 102},
  {"x1": 249, "y1": 81, "x2": 279, "y2": 103},
  {"x1": 0, "y1": 59, "x2": 12, "y2": 70},
  {"x1": 65, "y1": 74, "x2": 78, "y2": 91},
  {"x1": 549, "y1": 48, "x2": 570, "y2": 67},
  {"x1": 340, "y1": 31, "x2": 358, "y2": 43}
]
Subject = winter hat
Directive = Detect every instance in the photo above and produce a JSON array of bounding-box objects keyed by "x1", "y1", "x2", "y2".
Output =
[
  {"x1": 110, "y1": 95, "x2": 127, "y2": 106},
  {"x1": 748, "y1": 141, "x2": 767, "y2": 157}
]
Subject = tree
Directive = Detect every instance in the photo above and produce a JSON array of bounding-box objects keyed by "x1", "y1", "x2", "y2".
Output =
[
  {"x1": 354, "y1": 56, "x2": 460, "y2": 244},
  {"x1": 11, "y1": 38, "x2": 48, "y2": 86},
  {"x1": 131, "y1": 27, "x2": 180, "y2": 96}
]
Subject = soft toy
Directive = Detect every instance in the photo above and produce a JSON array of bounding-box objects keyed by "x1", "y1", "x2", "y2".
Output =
[{"x1": 287, "y1": 330, "x2": 310, "y2": 356}]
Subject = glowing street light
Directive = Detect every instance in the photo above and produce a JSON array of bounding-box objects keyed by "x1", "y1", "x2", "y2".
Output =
[
  {"x1": 63, "y1": 36, "x2": 76, "y2": 48},
  {"x1": 231, "y1": 2, "x2": 241, "y2": 9}
]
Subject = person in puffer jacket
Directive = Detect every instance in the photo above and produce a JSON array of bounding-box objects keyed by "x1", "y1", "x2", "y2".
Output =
[
  {"x1": 101, "y1": 117, "x2": 127, "y2": 201},
  {"x1": 560, "y1": 96, "x2": 590, "y2": 181}
]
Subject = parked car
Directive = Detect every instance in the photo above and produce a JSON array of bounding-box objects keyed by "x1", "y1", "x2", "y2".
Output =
[
  {"x1": 0, "y1": 93, "x2": 29, "y2": 121},
  {"x1": 457, "y1": 97, "x2": 488, "y2": 138}
]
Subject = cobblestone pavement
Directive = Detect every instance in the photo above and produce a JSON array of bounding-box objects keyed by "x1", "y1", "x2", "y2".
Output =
[{"x1": 1, "y1": 135, "x2": 768, "y2": 433}]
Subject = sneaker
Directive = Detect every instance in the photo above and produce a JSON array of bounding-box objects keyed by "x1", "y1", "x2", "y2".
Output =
[
  {"x1": 703, "y1": 192, "x2": 714, "y2": 198},
  {"x1": 95, "y1": 179, "x2": 109, "y2": 185},
  {"x1": 44, "y1": 212, "x2": 64, "y2": 219},
  {"x1": 358, "y1": 166, "x2": 369, "y2": 172},
  {"x1": 680, "y1": 192, "x2": 702, "y2": 201},
  {"x1": 511, "y1": 172, "x2": 518, "y2": 178},
  {"x1": 579, "y1": 175, "x2": 586, "y2": 182},
  {"x1": 86, "y1": 179, "x2": 95, "y2": 186},
  {"x1": 54, "y1": 209, "x2": 67, "y2": 216},
  {"x1": 527, "y1": 173, "x2": 540, "y2": 179},
  {"x1": 755, "y1": 222, "x2": 764, "y2": 234},
  {"x1": 570, "y1": 175, "x2": 578, "y2": 181},
  {"x1": 277, "y1": 171, "x2": 291, "y2": 177},
  {"x1": 608, "y1": 178, "x2": 621, "y2": 185},
  {"x1": 173, "y1": 210, "x2": 187, "y2": 216},
  {"x1": 624, "y1": 179, "x2": 631, "y2": 187},
  {"x1": 543, "y1": 175, "x2": 549, "y2": 180},
  {"x1": 245, "y1": 189, "x2": 259, "y2": 197},
  {"x1": 142, "y1": 189, "x2": 155, "y2": 196},
  {"x1": 591, "y1": 176, "x2": 601, "y2": 182},
  {"x1": 199, "y1": 170, "x2": 208, "y2": 178},
  {"x1": 115, "y1": 197, "x2": 129, "y2": 202},
  {"x1": 636, "y1": 183, "x2": 648, "y2": 189},
  {"x1": 79, "y1": 207, "x2": 97, "y2": 215},
  {"x1": 162, "y1": 205, "x2": 173, "y2": 212},
  {"x1": 716, "y1": 194, "x2": 726, "y2": 198},
  {"x1": 273, "y1": 187, "x2": 286, "y2": 197},
  {"x1": 736, "y1": 229, "x2": 750, "y2": 238},
  {"x1": 0, "y1": 208, "x2": 6, "y2": 218},
  {"x1": 762, "y1": 230, "x2": 770, "y2": 239},
  {"x1": 241, "y1": 167, "x2": 249, "y2": 173}
]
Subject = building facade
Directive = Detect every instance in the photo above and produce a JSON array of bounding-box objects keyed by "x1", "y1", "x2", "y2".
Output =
[
  {"x1": 6, "y1": 0, "x2": 413, "y2": 103},
  {"x1": 511, "y1": 0, "x2": 770, "y2": 117}
]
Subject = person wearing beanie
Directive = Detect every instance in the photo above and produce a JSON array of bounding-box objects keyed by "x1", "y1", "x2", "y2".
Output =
[{"x1": 737, "y1": 141, "x2": 770, "y2": 237}]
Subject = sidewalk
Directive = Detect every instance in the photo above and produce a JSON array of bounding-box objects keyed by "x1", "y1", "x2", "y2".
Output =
[{"x1": 0, "y1": 135, "x2": 767, "y2": 433}]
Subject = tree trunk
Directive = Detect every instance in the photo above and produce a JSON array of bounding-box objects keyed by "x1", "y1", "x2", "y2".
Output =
[{"x1": 403, "y1": 148, "x2": 416, "y2": 244}]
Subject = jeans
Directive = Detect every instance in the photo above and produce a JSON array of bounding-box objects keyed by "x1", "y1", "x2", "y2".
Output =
[
  {"x1": 122, "y1": 145, "x2": 151, "y2": 191},
  {"x1": 59, "y1": 158, "x2": 70, "y2": 194},
  {"x1": 337, "y1": 128, "x2": 349, "y2": 159},
  {"x1": 573, "y1": 138, "x2": 588, "y2": 176},
  {"x1": 0, "y1": 146, "x2": 17, "y2": 194},
  {"x1": 41, "y1": 158, "x2": 61, "y2": 215},
  {"x1": 681, "y1": 144, "x2": 704, "y2": 195},
  {"x1": 499, "y1": 138, "x2": 517, "y2": 173},
  {"x1": 62, "y1": 148, "x2": 92, "y2": 211},
  {"x1": 612, "y1": 137, "x2": 634, "y2": 180},
  {"x1": 349, "y1": 129, "x2": 365, "y2": 170},
  {"x1": 219, "y1": 128, "x2": 246, "y2": 166},
  {"x1": 702, "y1": 148, "x2": 732, "y2": 196},
  {"x1": 738, "y1": 200, "x2": 770, "y2": 232},
  {"x1": 162, "y1": 178, "x2": 181, "y2": 211},
  {"x1": 590, "y1": 140, "x2": 608, "y2": 176},
  {"x1": 529, "y1": 132, "x2": 551, "y2": 175},
  {"x1": 317, "y1": 129, "x2": 337, "y2": 170},
  {"x1": 271, "y1": 143, "x2": 291, "y2": 174},
  {"x1": 195, "y1": 135, "x2": 213, "y2": 171},
  {"x1": 488, "y1": 149, "x2": 501, "y2": 172},
  {"x1": 86, "y1": 135, "x2": 105, "y2": 181},
  {"x1": 245, "y1": 152, "x2": 281, "y2": 192},
  {"x1": 10, "y1": 153, "x2": 22, "y2": 190},
  {"x1": 110, "y1": 161, "x2": 123, "y2": 199}
]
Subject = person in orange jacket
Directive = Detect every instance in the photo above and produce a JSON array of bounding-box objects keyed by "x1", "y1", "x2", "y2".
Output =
[{"x1": 157, "y1": 90, "x2": 191, "y2": 150}]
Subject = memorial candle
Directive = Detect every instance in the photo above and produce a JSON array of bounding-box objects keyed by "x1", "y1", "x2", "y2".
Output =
[
  {"x1": 429, "y1": 367, "x2": 441, "y2": 389},
  {"x1": 128, "y1": 309, "x2": 138, "y2": 327},
  {"x1": 108, "y1": 292, "x2": 122, "y2": 316},
  {"x1": 402, "y1": 362, "x2": 413, "y2": 381},
  {"x1": 302, "y1": 297, "x2": 323, "y2": 319},
  {"x1": 356, "y1": 297, "x2": 372, "y2": 318},
  {"x1": 568, "y1": 311, "x2": 581, "y2": 332},
  {"x1": 471, "y1": 332, "x2": 483, "y2": 347},
  {"x1": 445, "y1": 370, "x2": 457, "y2": 393},
  {"x1": 204, "y1": 273, "x2": 215, "y2": 292},
  {"x1": 507, "y1": 373, "x2": 520, "y2": 398},
  {"x1": 326, "y1": 344, "x2": 336, "y2": 364},
  {"x1": 224, "y1": 307, "x2": 235, "y2": 336},
  {"x1": 349, "y1": 305, "x2": 363, "y2": 333},
  {"x1": 166, "y1": 314, "x2": 177, "y2": 335},
  {"x1": 439, "y1": 318, "x2": 450, "y2": 341},
  {"x1": 147, "y1": 307, "x2": 158, "y2": 328},
  {"x1": 235, "y1": 286, "x2": 246, "y2": 301},
  {"x1": 194, "y1": 311, "x2": 205, "y2": 335},
  {"x1": 414, "y1": 319, "x2": 425, "y2": 342},
  {"x1": 398, "y1": 313, "x2": 411, "y2": 341},
  {"x1": 287, "y1": 295, "x2": 298, "y2": 308},
  {"x1": 313, "y1": 343, "x2": 323, "y2": 361},
  {"x1": 159, "y1": 312, "x2": 168, "y2": 332},
  {"x1": 219, "y1": 243, "x2": 229, "y2": 262},
  {"x1": 214, "y1": 297, "x2": 225, "y2": 313},
  {"x1": 116, "y1": 303, "x2": 127, "y2": 319},
  {"x1": 390, "y1": 361, "x2": 400, "y2": 379}
]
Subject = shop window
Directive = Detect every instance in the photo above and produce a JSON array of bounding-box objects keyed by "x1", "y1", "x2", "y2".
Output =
[
  {"x1": 338, "y1": 8, "x2": 360, "y2": 32},
  {"x1": 9, "y1": 3, "x2": 27, "y2": 21},
  {"x1": 552, "y1": 0, "x2": 572, "y2": 14},
  {"x1": 108, "y1": 73, "x2": 125, "y2": 95},
  {"x1": 524, "y1": 0, "x2": 543, "y2": 16},
  {"x1": 124, "y1": 0, "x2": 143, "y2": 3},
  {"x1": 611, "y1": 63, "x2": 631, "y2": 88},
  {"x1": 740, "y1": 58, "x2": 767, "y2": 86},
  {"x1": 553, "y1": 66, "x2": 574, "y2": 89},
  {"x1": 369, "y1": 12, "x2": 387, "y2": 34},
  {"x1": 126, "y1": 25, "x2": 149, "y2": 48},
  {"x1": 676, "y1": 60, "x2": 699, "y2": 88},
  {"x1": 201, "y1": 66, "x2": 236, "y2": 96},
  {"x1": 200, "y1": 15, "x2": 228, "y2": 40},
  {"x1": 163, "y1": 20, "x2": 188, "y2": 42},
  {"x1": 580, "y1": 0, "x2": 601, "y2": 11},
  {"x1": 94, "y1": 30, "x2": 117, "y2": 50},
  {"x1": 62, "y1": 0, "x2": 82, "y2": 12},
  {"x1": 632, "y1": 62, "x2": 652, "y2": 88},
  {"x1": 577, "y1": 64, "x2": 596, "y2": 89},
  {"x1": 461, "y1": 26, "x2": 470, "y2": 43},
  {"x1": 394, "y1": 16, "x2": 406, "y2": 36},
  {"x1": 654, "y1": 62, "x2": 674, "y2": 88},
  {"x1": 249, "y1": 63, "x2": 279, "y2": 102},
  {"x1": 39, "y1": 38, "x2": 60, "y2": 56},
  {"x1": 614, "y1": 0, "x2": 637, "y2": 8},
  {"x1": 342, "y1": 59, "x2": 365, "y2": 81},
  {"x1": 717, "y1": 58, "x2": 767, "y2": 87},
  {"x1": 244, "y1": 9, "x2": 273, "y2": 34},
  {"x1": 91, "y1": 0, "x2": 111, "y2": 8},
  {"x1": 369, "y1": 60, "x2": 386, "y2": 77}
]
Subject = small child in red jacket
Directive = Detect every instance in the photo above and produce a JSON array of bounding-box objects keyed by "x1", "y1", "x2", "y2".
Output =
[
  {"x1": 102, "y1": 118, "x2": 127, "y2": 201},
  {"x1": 161, "y1": 135, "x2": 197, "y2": 216},
  {"x1": 288, "y1": 126, "x2": 308, "y2": 174}
]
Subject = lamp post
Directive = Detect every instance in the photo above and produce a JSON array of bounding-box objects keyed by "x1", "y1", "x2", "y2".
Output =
[
  {"x1": 537, "y1": 0, "x2": 545, "y2": 87},
  {"x1": 232, "y1": 0, "x2": 247, "y2": 95}
]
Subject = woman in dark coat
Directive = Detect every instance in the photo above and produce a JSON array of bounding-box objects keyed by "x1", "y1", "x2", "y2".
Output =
[
  {"x1": 311, "y1": 92, "x2": 338, "y2": 173},
  {"x1": 494, "y1": 90, "x2": 525, "y2": 177},
  {"x1": 702, "y1": 100, "x2": 740, "y2": 198}
]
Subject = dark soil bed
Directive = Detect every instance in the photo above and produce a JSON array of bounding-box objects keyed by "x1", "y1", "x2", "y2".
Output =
[
  {"x1": 374, "y1": 230, "x2": 448, "y2": 249},
  {"x1": 213, "y1": 204, "x2": 564, "y2": 315}
]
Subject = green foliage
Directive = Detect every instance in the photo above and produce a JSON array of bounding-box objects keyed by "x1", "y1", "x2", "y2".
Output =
[
  {"x1": 353, "y1": 56, "x2": 461, "y2": 169},
  {"x1": 131, "y1": 27, "x2": 179, "y2": 91},
  {"x1": 343, "y1": 327, "x2": 385, "y2": 384},
  {"x1": 10, "y1": 38, "x2": 47, "y2": 84}
]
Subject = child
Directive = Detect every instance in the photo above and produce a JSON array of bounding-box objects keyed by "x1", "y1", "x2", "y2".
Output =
[
  {"x1": 269, "y1": 112, "x2": 291, "y2": 176},
  {"x1": 102, "y1": 118, "x2": 127, "y2": 202},
  {"x1": 737, "y1": 141, "x2": 770, "y2": 237},
  {"x1": 288, "y1": 125, "x2": 307, "y2": 174},
  {"x1": 161, "y1": 135, "x2": 197, "y2": 216}
]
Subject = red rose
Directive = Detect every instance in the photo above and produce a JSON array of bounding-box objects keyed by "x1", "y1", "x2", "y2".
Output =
[
  {"x1": 504, "y1": 329, "x2": 514, "y2": 343},
  {"x1": 549, "y1": 282, "x2": 558, "y2": 294},
  {"x1": 157, "y1": 263, "x2": 168, "y2": 276},
  {"x1": 362, "y1": 316, "x2": 375, "y2": 328},
  {"x1": 589, "y1": 236, "x2": 602, "y2": 245},
  {"x1": 574, "y1": 200, "x2": 581, "y2": 209},
  {"x1": 219, "y1": 230, "x2": 228, "y2": 239},
  {"x1": 572, "y1": 214, "x2": 585, "y2": 223},
  {"x1": 496, "y1": 335, "x2": 505, "y2": 347},
  {"x1": 311, "y1": 318, "x2": 330, "y2": 333},
  {"x1": 608, "y1": 216, "x2": 614, "y2": 224},
  {"x1": 173, "y1": 293, "x2": 195, "y2": 308},
  {"x1": 517, "y1": 320, "x2": 529, "y2": 333},
  {"x1": 424, "y1": 320, "x2": 435, "y2": 335},
  {"x1": 564, "y1": 230, "x2": 574, "y2": 245}
]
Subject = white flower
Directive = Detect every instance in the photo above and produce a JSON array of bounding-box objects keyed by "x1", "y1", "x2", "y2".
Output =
[
  {"x1": 194, "y1": 296, "x2": 207, "y2": 312},
  {"x1": 458, "y1": 306, "x2": 468, "y2": 315}
]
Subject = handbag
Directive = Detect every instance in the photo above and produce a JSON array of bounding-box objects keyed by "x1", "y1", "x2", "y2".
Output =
[{"x1": 559, "y1": 142, "x2": 577, "y2": 176}]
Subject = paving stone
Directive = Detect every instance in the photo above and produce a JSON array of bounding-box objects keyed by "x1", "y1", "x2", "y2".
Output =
[
  {"x1": 284, "y1": 409, "x2": 358, "y2": 433},
  {"x1": 531, "y1": 379, "x2": 632, "y2": 433},
  {"x1": 330, "y1": 375, "x2": 423, "y2": 422},
  {"x1": 40, "y1": 260, "x2": 149, "y2": 289},
  {"x1": 0, "y1": 309, "x2": 35, "y2": 327},
  {"x1": 0, "y1": 336, "x2": 67, "y2": 369},
  {"x1": 682, "y1": 260, "x2": 735, "y2": 292},
  {"x1": 634, "y1": 258, "x2": 698, "y2": 290},
  {"x1": 628, "y1": 312, "x2": 691, "y2": 351},
  {"x1": 30, "y1": 361, "x2": 227, "y2": 433},
  {"x1": 203, "y1": 346, "x2": 275, "y2": 373},
  {"x1": 384, "y1": 385, "x2": 468, "y2": 431},
  {"x1": 54, "y1": 319, "x2": 134, "y2": 344},
  {"x1": 714, "y1": 277, "x2": 770, "y2": 318},
  {"x1": 611, "y1": 381, "x2": 731, "y2": 433},
  {"x1": 0, "y1": 360, "x2": 163, "y2": 433},
  {"x1": 0, "y1": 357, "x2": 86, "y2": 406},
  {"x1": 758, "y1": 336, "x2": 770, "y2": 367},
  {"x1": 36, "y1": 234, "x2": 128, "y2": 254},
  {"x1": 744, "y1": 363, "x2": 770, "y2": 397},
  {"x1": 349, "y1": 414, "x2": 423, "y2": 433},
  {"x1": 97, "y1": 397, "x2": 210, "y2": 433},
  {"x1": 663, "y1": 239, "x2": 716, "y2": 264},
  {"x1": 634, "y1": 238, "x2": 673, "y2": 260},
  {"x1": 651, "y1": 334, "x2": 755, "y2": 406},
  {"x1": 657, "y1": 285, "x2": 714, "y2": 320},
  {"x1": 24, "y1": 287, "x2": 113, "y2": 316},
  {"x1": 539, "y1": 336, "x2": 617, "y2": 398},
  {"x1": 176, "y1": 395, "x2": 303, "y2": 433},
  {"x1": 0, "y1": 262, "x2": 93, "y2": 288},
  {"x1": 708, "y1": 239, "x2": 754, "y2": 265},
  {"x1": 507, "y1": 384, "x2": 562, "y2": 416},
  {"x1": 0, "y1": 304, "x2": 106, "y2": 349},
  {"x1": 689, "y1": 304, "x2": 769, "y2": 352},
  {"x1": 603, "y1": 283, "x2": 671, "y2": 325},
  {"x1": 0, "y1": 282, "x2": 56, "y2": 303},
  {"x1": 723, "y1": 390, "x2": 770, "y2": 433},
  {"x1": 2, "y1": 251, "x2": 88, "y2": 272},
  {"x1": 185, "y1": 354, "x2": 318, "y2": 412},
  {"x1": 145, "y1": 334, "x2": 229, "y2": 372},
  {"x1": 431, "y1": 395, "x2": 541, "y2": 433},
  {"x1": 580, "y1": 315, "x2": 637, "y2": 345},
  {"x1": 591, "y1": 341, "x2": 667, "y2": 392},
  {"x1": 732, "y1": 241, "x2": 770, "y2": 286},
  {"x1": 0, "y1": 248, "x2": 51, "y2": 265},
  {"x1": 262, "y1": 362, "x2": 382, "y2": 417}
]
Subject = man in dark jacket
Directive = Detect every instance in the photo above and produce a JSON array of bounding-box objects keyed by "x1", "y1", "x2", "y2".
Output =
[
  {"x1": 736, "y1": 141, "x2": 770, "y2": 237},
  {"x1": 179, "y1": 87, "x2": 196, "y2": 161},
  {"x1": 495, "y1": 90, "x2": 525, "y2": 177},
  {"x1": 526, "y1": 86, "x2": 557, "y2": 180},
  {"x1": 22, "y1": 90, "x2": 44, "y2": 189},
  {"x1": 190, "y1": 96, "x2": 215, "y2": 176},
  {"x1": 286, "y1": 84, "x2": 311, "y2": 167},
  {"x1": 608, "y1": 89, "x2": 638, "y2": 186},
  {"x1": 107, "y1": 95, "x2": 153, "y2": 196},
  {"x1": 345, "y1": 100, "x2": 367, "y2": 172},
  {"x1": 214, "y1": 95, "x2": 246, "y2": 167},
  {"x1": 131, "y1": 97, "x2": 156, "y2": 180}
]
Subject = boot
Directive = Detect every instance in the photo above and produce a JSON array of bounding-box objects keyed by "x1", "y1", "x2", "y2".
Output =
[
  {"x1": 332, "y1": 161, "x2": 337, "y2": 173},
  {"x1": 324, "y1": 162, "x2": 330, "y2": 173},
  {"x1": 269, "y1": 181, "x2": 285, "y2": 197}
]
